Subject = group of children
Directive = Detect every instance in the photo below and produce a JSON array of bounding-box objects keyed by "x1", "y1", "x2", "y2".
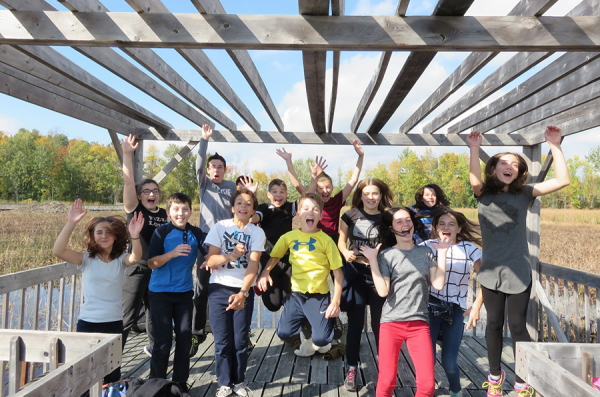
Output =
[{"x1": 52, "y1": 124, "x2": 570, "y2": 397}]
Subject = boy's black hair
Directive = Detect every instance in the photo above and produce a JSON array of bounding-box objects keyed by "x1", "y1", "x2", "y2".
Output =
[
  {"x1": 414, "y1": 184, "x2": 449, "y2": 209},
  {"x1": 207, "y1": 152, "x2": 226, "y2": 169},
  {"x1": 230, "y1": 188, "x2": 259, "y2": 210},
  {"x1": 166, "y1": 192, "x2": 192, "y2": 212}
]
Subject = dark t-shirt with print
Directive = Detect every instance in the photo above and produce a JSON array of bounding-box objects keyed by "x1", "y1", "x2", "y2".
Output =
[
  {"x1": 341, "y1": 207, "x2": 381, "y2": 262},
  {"x1": 126, "y1": 202, "x2": 168, "y2": 261}
]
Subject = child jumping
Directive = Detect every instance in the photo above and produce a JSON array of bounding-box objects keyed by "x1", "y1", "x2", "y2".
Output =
[
  {"x1": 52, "y1": 199, "x2": 144, "y2": 384},
  {"x1": 467, "y1": 126, "x2": 570, "y2": 397},
  {"x1": 360, "y1": 207, "x2": 450, "y2": 397},
  {"x1": 203, "y1": 188, "x2": 266, "y2": 397},
  {"x1": 277, "y1": 139, "x2": 364, "y2": 242},
  {"x1": 424, "y1": 208, "x2": 483, "y2": 397},
  {"x1": 147, "y1": 193, "x2": 207, "y2": 393},
  {"x1": 257, "y1": 193, "x2": 344, "y2": 354}
]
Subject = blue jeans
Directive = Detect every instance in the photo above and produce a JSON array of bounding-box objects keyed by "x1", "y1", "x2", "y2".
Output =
[
  {"x1": 148, "y1": 290, "x2": 193, "y2": 385},
  {"x1": 428, "y1": 297, "x2": 465, "y2": 394},
  {"x1": 76, "y1": 319, "x2": 123, "y2": 384},
  {"x1": 209, "y1": 283, "x2": 255, "y2": 387}
]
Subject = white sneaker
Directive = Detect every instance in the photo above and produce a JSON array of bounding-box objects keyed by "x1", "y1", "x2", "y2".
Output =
[
  {"x1": 233, "y1": 382, "x2": 253, "y2": 397},
  {"x1": 216, "y1": 386, "x2": 232, "y2": 397},
  {"x1": 314, "y1": 343, "x2": 331, "y2": 354}
]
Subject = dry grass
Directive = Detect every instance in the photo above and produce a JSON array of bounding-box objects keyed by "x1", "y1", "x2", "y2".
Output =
[{"x1": 0, "y1": 208, "x2": 598, "y2": 275}]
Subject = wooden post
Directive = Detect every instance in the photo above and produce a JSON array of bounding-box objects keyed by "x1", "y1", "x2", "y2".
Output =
[
  {"x1": 523, "y1": 144, "x2": 542, "y2": 341},
  {"x1": 133, "y1": 138, "x2": 144, "y2": 185},
  {"x1": 108, "y1": 130, "x2": 123, "y2": 166},
  {"x1": 582, "y1": 351, "x2": 594, "y2": 386},
  {"x1": 9, "y1": 336, "x2": 23, "y2": 395}
]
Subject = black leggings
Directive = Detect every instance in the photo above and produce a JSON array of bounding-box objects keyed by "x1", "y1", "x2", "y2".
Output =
[{"x1": 482, "y1": 283, "x2": 532, "y2": 383}]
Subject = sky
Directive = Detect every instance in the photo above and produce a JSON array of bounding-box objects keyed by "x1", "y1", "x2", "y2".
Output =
[{"x1": 0, "y1": 0, "x2": 595, "y2": 182}]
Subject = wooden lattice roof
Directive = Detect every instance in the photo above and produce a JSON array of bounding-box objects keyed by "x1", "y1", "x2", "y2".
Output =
[{"x1": 0, "y1": 0, "x2": 598, "y2": 154}]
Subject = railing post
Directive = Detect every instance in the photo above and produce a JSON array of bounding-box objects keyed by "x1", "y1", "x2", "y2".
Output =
[
  {"x1": 9, "y1": 335, "x2": 23, "y2": 395},
  {"x1": 524, "y1": 144, "x2": 542, "y2": 341}
]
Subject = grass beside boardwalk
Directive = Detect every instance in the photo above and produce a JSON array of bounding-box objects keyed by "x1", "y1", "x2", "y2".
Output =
[{"x1": 0, "y1": 208, "x2": 598, "y2": 275}]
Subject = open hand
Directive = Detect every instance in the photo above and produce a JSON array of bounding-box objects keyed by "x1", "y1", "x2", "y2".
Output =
[
  {"x1": 310, "y1": 156, "x2": 328, "y2": 178},
  {"x1": 466, "y1": 131, "x2": 482, "y2": 148},
  {"x1": 202, "y1": 124, "x2": 213, "y2": 140},
  {"x1": 257, "y1": 272, "x2": 273, "y2": 292},
  {"x1": 276, "y1": 148, "x2": 292, "y2": 162},
  {"x1": 464, "y1": 305, "x2": 480, "y2": 330},
  {"x1": 352, "y1": 139, "x2": 364, "y2": 156},
  {"x1": 171, "y1": 244, "x2": 192, "y2": 258},
  {"x1": 122, "y1": 135, "x2": 138, "y2": 154},
  {"x1": 67, "y1": 199, "x2": 87, "y2": 224},
  {"x1": 128, "y1": 212, "x2": 145, "y2": 238},
  {"x1": 545, "y1": 125, "x2": 562, "y2": 146},
  {"x1": 239, "y1": 175, "x2": 259, "y2": 194},
  {"x1": 359, "y1": 243, "x2": 381, "y2": 263}
]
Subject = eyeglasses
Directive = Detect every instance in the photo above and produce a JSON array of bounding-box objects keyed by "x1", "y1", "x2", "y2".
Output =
[
  {"x1": 209, "y1": 165, "x2": 225, "y2": 171},
  {"x1": 141, "y1": 189, "x2": 160, "y2": 195}
]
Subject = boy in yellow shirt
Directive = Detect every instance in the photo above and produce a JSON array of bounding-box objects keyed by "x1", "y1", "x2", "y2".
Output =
[{"x1": 257, "y1": 193, "x2": 344, "y2": 349}]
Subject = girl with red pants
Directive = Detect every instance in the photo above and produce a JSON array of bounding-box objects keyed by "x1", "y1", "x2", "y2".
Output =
[{"x1": 361, "y1": 207, "x2": 450, "y2": 397}]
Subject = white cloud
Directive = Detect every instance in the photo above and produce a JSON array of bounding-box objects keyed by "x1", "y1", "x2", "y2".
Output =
[{"x1": 0, "y1": 115, "x2": 19, "y2": 134}]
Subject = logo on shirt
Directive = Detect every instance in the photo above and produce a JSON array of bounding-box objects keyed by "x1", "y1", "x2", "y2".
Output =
[
  {"x1": 224, "y1": 231, "x2": 250, "y2": 269},
  {"x1": 146, "y1": 214, "x2": 167, "y2": 228},
  {"x1": 211, "y1": 182, "x2": 233, "y2": 198},
  {"x1": 293, "y1": 238, "x2": 317, "y2": 252}
]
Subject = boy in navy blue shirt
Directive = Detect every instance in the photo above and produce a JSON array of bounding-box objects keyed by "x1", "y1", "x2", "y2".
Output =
[{"x1": 148, "y1": 193, "x2": 207, "y2": 391}]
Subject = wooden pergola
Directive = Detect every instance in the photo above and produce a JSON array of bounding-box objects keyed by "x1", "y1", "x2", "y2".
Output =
[{"x1": 0, "y1": 0, "x2": 598, "y2": 341}]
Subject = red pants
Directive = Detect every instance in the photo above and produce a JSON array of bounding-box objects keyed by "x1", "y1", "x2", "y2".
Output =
[{"x1": 376, "y1": 320, "x2": 435, "y2": 397}]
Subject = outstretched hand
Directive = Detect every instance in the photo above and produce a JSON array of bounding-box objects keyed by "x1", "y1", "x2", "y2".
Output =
[
  {"x1": 545, "y1": 125, "x2": 562, "y2": 146},
  {"x1": 202, "y1": 124, "x2": 213, "y2": 140},
  {"x1": 122, "y1": 134, "x2": 138, "y2": 154},
  {"x1": 276, "y1": 148, "x2": 292, "y2": 162},
  {"x1": 352, "y1": 139, "x2": 364, "y2": 156},
  {"x1": 239, "y1": 175, "x2": 259, "y2": 194},
  {"x1": 257, "y1": 272, "x2": 273, "y2": 292},
  {"x1": 128, "y1": 212, "x2": 145, "y2": 238},
  {"x1": 466, "y1": 131, "x2": 482, "y2": 148},
  {"x1": 464, "y1": 305, "x2": 480, "y2": 330},
  {"x1": 431, "y1": 236, "x2": 452, "y2": 252},
  {"x1": 310, "y1": 156, "x2": 328, "y2": 178},
  {"x1": 67, "y1": 199, "x2": 87, "y2": 224},
  {"x1": 359, "y1": 243, "x2": 381, "y2": 263}
]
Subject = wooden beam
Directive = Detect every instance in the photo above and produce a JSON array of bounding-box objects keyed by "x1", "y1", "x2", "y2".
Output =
[
  {"x1": 520, "y1": 96, "x2": 600, "y2": 144},
  {"x1": 478, "y1": 147, "x2": 491, "y2": 163},
  {"x1": 0, "y1": 68, "x2": 142, "y2": 135},
  {"x1": 133, "y1": 139, "x2": 144, "y2": 185},
  {"x1": 123, "y1": 0, "x2": 256, "y2": 131},
  {"x1": 349, "y1": 0, "x2": 410, "y2": 133},
  {"x1": 190, "y1": 0, "x2": 284, "y2": 132},
  {"x1": 328, "y1": 0, "x2": 344, "y2": 133},
  {"x1": 447, "y1": 52, "x2": 600, "y2": 134},
  {"x1": 399, "y1": 0, "x2": 559, "y2": 134},
  {"x1": 490, "y1": 72, "x2": 600, "y2": 135},
  {"x1": 364, "y1": 0, "x2": 475, "y2": 134},
  {"x1": 15, "y1": 44, "x2": 172, "y2": 131},
  {"x1": 439, "y1": 1, "x2": 600, "y2": 134},
  {"x1": 2, "y1": 13, "x2": 600, "y2": 51},
  {"x1": 300, "y1": 1, "x2": 329, "y2": 133},
  {"x1": 136, "y1": 128, "x2": 534, "y2": 146},
  {"x1": 108, "y1": 130, "x2": 123, "y2": 166},
  {"x1": 153, "y1": 141, "x2": 199, "y2": 184}
]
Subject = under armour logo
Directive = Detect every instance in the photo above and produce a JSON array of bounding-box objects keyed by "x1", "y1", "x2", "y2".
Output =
[{"x1": 293, "y1": 238, "x2": 317, "y2": 252}]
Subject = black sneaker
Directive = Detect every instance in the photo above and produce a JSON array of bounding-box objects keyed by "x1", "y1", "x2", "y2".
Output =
[
  {"x1": 190, "y1": 335, "x2": 200, "y2": 357},
  {"x1": 344, "y1": 367, "x2": 357, "y2": 391}
]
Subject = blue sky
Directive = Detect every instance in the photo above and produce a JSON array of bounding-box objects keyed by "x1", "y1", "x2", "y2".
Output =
[{"x1": 0, "y1": 0, "x2": 594, "y2": 181}]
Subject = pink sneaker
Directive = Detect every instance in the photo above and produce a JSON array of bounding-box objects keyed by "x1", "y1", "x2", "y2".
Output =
[
  {"x1": 515, "y1": 383, "x2": 535, "y2": 396},
  {"x1": 482, "y1": 370, "x2": 505, "y2": 396}
]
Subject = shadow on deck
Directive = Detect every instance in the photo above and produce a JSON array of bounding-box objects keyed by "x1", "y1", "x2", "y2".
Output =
[{"x1": 121, "y1": 330, "x2": 520, "y2": 397}]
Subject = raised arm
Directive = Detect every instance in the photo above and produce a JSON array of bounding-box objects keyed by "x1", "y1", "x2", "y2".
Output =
[
  {"x1": 341, "y1": 140, "x2": 364, "y2": 202},
  {"x1": 52, "y1": 199, "x2": 86, "y2": 265},
  {"x1": 307, "y1": 156, "x2": 327, "y2": 193},
  {"x1": 467, "y1": 131, "x2": 484, "y2": 197},
  {"x1": 124, "y1": 212, "x2": 144, "y2": 266},
  {"x1": 276, "y1": 148, "x2": 307, "y2": 195},
  {"x1": 532, "y1": 126, "x2": 571, "y2": 198},
  {"x1": 122, "y1": 135, "x2": 140, "y2": 213},
  {"x1": 360, "y1": 244, "x2": 390, "y2": 297},
  {"x1": 195, "y1": 124, "x2": 212, "y2": 184}
]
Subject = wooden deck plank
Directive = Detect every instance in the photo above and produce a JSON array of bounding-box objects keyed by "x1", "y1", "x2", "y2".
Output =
[
  {"x1": 432, "y1": 342, "x2": 449, "y2": 389},
  {"x1": 263, "y1": 383, "x2": 284, "y2": 397},
  {"x1": 326, "y1": 346, "x2": 345, "y2": 385},
  {"x1": 394, "y1": 386, "x2": 415, "y2": 397},
  {"x1": 320, "y1": 383, "x2": 339, "y2": 397},
  {"x1": 357, "y1": 383, "x2": 376, "y2": 396},
  {"x1": 396, "y1": 345, "x2": 416, "y2": 387},
  {"x1": 338, "y1": 384, "x2": 358, "y2": 397},
  {"x1": 301, "y1": 382, "x2": 320, "y2": 397},
  {"x1": 282, "y1": 382, "x2": 302, "y2": 397},
  {"x1": 311, "y1": 355, "x2": 328, "y2": 384},
  {"x1": 273, "y1": 341, "x2": 296, "y2": 383},
  {"x1": 454, "y1": 342, "x2": 486, "y2": 388},
  {"x1": 255, "y1": 331, "x2": 285, "y2": 383},
  {"x1": 461, "y1": 337, "x2": 515, "y2": 392},
  {"x1": 246, "y1": 329, "x2": 272, "y2": 381},
  {"x1": 291, "y1": 356, "x2": 311, "y2": 384}
]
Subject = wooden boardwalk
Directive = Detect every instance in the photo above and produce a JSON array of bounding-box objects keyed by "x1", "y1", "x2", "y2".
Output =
[{"x1": 121, "y1": 330, "x2": 521, "y2": 397}]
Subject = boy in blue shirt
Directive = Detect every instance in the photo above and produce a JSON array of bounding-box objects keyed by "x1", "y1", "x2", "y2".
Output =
[{"x1": 148, "y1": 193, "x2": 207, "y2": 392}]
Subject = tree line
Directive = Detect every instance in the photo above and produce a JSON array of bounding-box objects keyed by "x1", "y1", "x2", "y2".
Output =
[{"x1": 1, "y1": 128, "x2": 599, "y2": 209}]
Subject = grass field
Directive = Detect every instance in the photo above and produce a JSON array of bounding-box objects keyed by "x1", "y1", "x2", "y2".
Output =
[{"x1": 0, "y1": 208, "x2": 598, "y2": 275}]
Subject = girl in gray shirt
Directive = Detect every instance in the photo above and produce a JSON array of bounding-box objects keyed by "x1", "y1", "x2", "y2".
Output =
[
  {"x1": 361, "y1": 207, "x2": 450, "y2": 397},
  {"x1": 467, "y1": 127, "x2": 570, "y2": 397}
]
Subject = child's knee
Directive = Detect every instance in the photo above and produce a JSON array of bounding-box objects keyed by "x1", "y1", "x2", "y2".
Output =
[
  {"x1": 276, "y1": 327, "x2": 296, "y2": 342},
  {"x1": 312, "y1": 333, "x2": 333, "y2": 347}
]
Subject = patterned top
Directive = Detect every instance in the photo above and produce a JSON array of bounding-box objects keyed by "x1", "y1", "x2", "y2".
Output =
[{"x1": 422, "y1": 240, "x2": 482, "y2": 310}]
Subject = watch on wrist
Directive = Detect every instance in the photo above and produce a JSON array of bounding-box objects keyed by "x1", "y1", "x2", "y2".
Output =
[{"x1": 240, "y1": 289, "x2": 249, "y2": 298}]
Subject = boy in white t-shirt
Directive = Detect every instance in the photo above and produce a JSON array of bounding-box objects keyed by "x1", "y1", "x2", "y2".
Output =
[{"x1": 203, "y1": 189, "x2": 266, "y2": 397}]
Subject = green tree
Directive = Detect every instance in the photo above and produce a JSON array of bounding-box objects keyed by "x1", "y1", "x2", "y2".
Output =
[
  {"x1": 144, "y1": 144, "x2": 163, "y2": 180},
  {"x1": 161, "y1": 144, "x2": 199, "y2": 201}
]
